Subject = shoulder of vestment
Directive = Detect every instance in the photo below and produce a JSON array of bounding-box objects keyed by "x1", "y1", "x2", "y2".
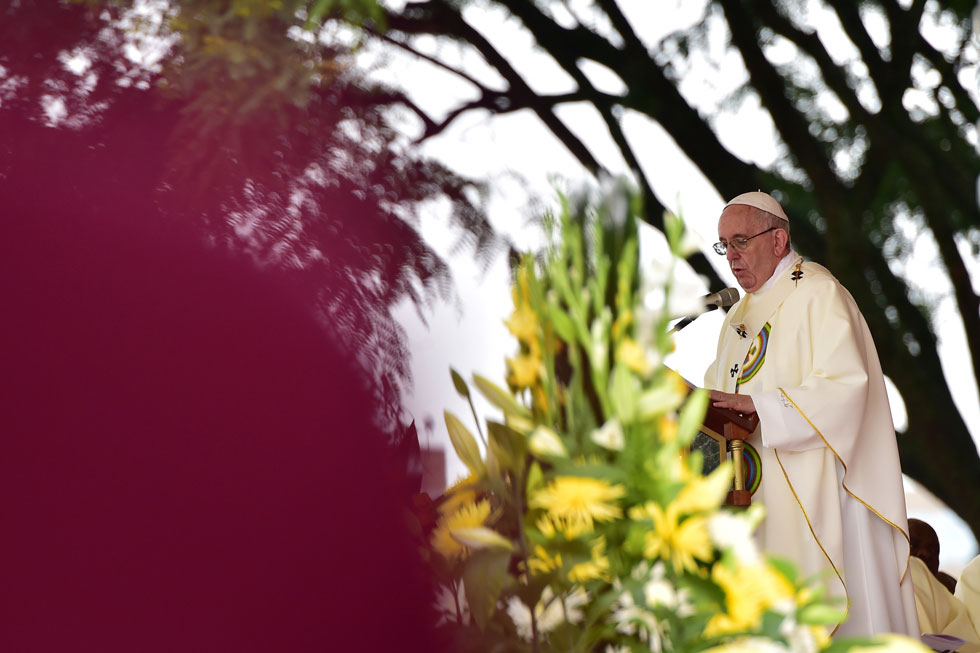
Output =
[{"x1": 779, "y1": 260, "x2": 842, "y2": 307}]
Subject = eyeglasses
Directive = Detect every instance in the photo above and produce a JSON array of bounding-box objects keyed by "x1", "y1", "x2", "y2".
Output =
[{"x1": 712, "y1": 227, "x2": 777, "y2": 255}]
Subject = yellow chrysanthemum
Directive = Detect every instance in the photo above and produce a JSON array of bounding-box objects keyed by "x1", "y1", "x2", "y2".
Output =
[
  {"x1": 673, "y1": 462, "x2": 733, "y2": 515},
  {"x1": 508, "y1": 352, "x2": 541, "y2": 388},
  {"x1": 527, "y1": 545, "x2": 563, "y2": 575},
  {"x1": 628, "y1": 464, "x2": 733, "y2": 573},
  {"x1": 531, "y1": 477, "x2": 625, "y2": 538},
  {"x1": 667, "y1": 369, "x2": 689, "y2": 395},
  {"x1": 809, "y1": 625, "x2": 831, "y2": 649},
  {"x1": 666, "y1": 453, "x2": 697, "y2": 483},
  {"x1": 704, "y1": 561, "x2": 795, "y2": 636},
  {"x1": 533, "y1": 385, "x2": 550, "y2": 412},
  {"x1": 438, "y1": 476, "x2": 478, "y2": 516},
  {"x1": 536, "y1": 515, "x2": 557, "y2": 538},
  {"x1": 611, "y1": 308, "x2": 633, "y2": 340},
  {"x1": 629, "y1": 501, "x2": 713, "y2": 573},
  {"x1": 796, "y1": 586, "x2": 815, "y2": 605},
  {"x1": 658, "y1": 415, "x2": 678, "y2": 443},
  {"x1": 616, "y1": 337, "x2": 651, "y2": 376},
  {"x1": 505, "y1": 302, "x2": 539, "y2": 345},
  {"x1": 512, "y1": 265, "x2": 532, "y2": 305},
  {"x1": 568, "y1": 559, "x2": 608, "y2": 582},
  {"x1": 431, "y1": 499, "x2": 491, "y2": 561},
  {"x1": 568, "y1": 537, "x2": 611, "y2": 582}
]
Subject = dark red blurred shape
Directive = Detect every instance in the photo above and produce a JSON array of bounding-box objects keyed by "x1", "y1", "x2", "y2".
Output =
[{"x1": 0, "y1": 214, "x2": 437, "y2": 651}]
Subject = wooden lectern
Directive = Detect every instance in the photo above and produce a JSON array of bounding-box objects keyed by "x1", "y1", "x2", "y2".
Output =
[{"x1": 689, "y1": 392, "x2": 760, "y2": 507}]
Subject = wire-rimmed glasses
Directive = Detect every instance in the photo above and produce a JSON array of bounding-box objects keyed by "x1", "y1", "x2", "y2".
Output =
[{"x1": 712, "y1": 227, "x2": 777, "y2": 255}]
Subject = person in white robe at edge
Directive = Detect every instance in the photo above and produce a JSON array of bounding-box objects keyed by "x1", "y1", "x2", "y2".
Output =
[{"x1": 703, "y1": 191, "x2": 920, "y2": 639}]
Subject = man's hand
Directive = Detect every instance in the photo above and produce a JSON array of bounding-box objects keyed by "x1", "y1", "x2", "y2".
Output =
[{"x1": 709, "y1": 390, "x2": 756, "y2": 415}]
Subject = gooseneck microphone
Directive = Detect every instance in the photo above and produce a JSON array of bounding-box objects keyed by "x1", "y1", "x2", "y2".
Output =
[
  {"x1": 703, "y1": 287, "x2": 740, "y2": 309},
  {"x1": 669, "y1": 287, "x2": 740, "y2": 333}
]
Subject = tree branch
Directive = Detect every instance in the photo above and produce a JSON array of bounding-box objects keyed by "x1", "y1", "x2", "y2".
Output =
[
  {"x1": 497, "y1": 0, "x2": 770, "y2": 203},
  {"x1": 914, "y1": 31, "x2": 980, "y2": 124},
  {"x1": 824, "y1": 0, "x2": 898, "y2": 105},
  {"x1": 882, "y1": 0, "x2": 928, "y2": 82},
  {"x1": 384, "y1": 0, "x2": 605, "y2": 173},
  {"x1": 594, "y1": 0, "x2": 648, "y2": 54},
  {"x1": 719, "y1": 0, "x2": 851, "y2": 241},
  {"x1": 754, "y1": 0, "x2": 873, "y2": 124},
  {"x1": 372, "y1": 29, "x2": 489, "y2": 90}
]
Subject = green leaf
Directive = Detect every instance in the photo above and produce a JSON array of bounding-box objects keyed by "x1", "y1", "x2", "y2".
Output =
[
  {"x1": 484, "y1": 439, "x2": 503, "y2": 480},
  {"x1": 676, "y1": 388, "x2": 709, "y2": 446},
  {"x1": 759, "y1": 609, "x2": 786, "y2": 637},
  {"x1": 637, "y1": 385, "x2": 685, "y2": 420},
  {"x1": 504, "y1": 413, "x2": 535, "y2": 435},
  {"x1": 306, "y1": 0, "x2": 333, "y2": 26},
  {"x1": 686, "y1": 448, "x2": 704, "y2": 477},
  {"x1": 450, "y1": 368, "x2": 470, "y2": 397},
  {"x1": 797, "y1": 602, "x2": 847, "y2": 626},
  {"x1": 462, "y1": 549, "x2": 511, "y2": 631},
  {"x1": 818, "y1": 636, "x2": 882, "y2": 653},
  {"x1": 487, "y1": 420, "x2": 526, "y2": 469},
  {"x1": 664, "y1": 211, "x2": 685, "y2": 256},
  {"x1": 548, "y1": 302, "x2": 576, "y2": 343},
  {"x1": 608, "y1": 363, "x2": 637, "y2": 424},
  {"x1": 526, "y1": 461, "x2": 544, "y2": 496},
  {"x1": 765, "y1": 555, "x2": 799, "y2": 585},
  {"x1": 547, "y1": 461, "x2": 628, "y2": 483},
  {"x1": 623, "y1": 523, "x2": 649, "y2": 557},
  {"x1": 444, "y1": 411, "x2": 486, "y2": 477},
  {"x1": 472, "y1": 374, "x2": 531, "y2": 418}
]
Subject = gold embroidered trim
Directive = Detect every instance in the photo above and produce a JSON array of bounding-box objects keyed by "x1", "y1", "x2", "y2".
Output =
[
  {"x1": 777, "y1": 387, "x2": 913, "y2": 584},
  {"x1": 774, "y1": 449, "x2": 848, "y2": 637}
]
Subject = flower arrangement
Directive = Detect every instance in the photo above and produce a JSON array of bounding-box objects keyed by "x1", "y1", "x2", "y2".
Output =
[{"x1": 421, "y1": 181, "x2": 930, "y2": 653}]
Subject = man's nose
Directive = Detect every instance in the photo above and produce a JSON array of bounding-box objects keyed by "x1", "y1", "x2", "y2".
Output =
[{"x1": 726, "y1": 247, "x2": 739, "y2": 262}]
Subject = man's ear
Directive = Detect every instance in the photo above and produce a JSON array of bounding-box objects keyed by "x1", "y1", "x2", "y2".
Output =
[{"x1": 773, "y1": 225, "x2": 789, "y2": 254}]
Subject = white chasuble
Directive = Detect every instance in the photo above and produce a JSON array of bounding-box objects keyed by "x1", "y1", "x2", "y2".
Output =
[{"x1": 704, "y1": 255, "x2": 919, "y2": 638}]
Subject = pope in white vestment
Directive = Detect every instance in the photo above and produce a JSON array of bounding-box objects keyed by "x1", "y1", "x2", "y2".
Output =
[{"x1": 703, "y1": 192, "x2": 920, "y2": 639}]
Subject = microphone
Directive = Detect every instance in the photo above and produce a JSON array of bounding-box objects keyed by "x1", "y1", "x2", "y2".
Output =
[
  {"x1": 703, "y1": 287, "x2": 740, "y2": 310},
  {"x1": 669, "y1": 287, "x2": 740, "y2": 333}
]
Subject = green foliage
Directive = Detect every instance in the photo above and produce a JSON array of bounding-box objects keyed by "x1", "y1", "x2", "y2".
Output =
[
  {"x1": 413, "y1": 182, "x2": 927, "y2": 652},
  {"x1": 69, "y1": 0, "x2": 386, "y2": 172},
  {"x1": 445, "y1": 411, "x2": 486, "y2": 477}
]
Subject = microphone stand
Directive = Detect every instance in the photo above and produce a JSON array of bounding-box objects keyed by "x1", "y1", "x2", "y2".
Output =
[
  {"x1": 668, "y1": 305, "x2": 717, "y2": 334},
  {"x1": 668, "y1": 315, "x2": 697, "y2": 334}
]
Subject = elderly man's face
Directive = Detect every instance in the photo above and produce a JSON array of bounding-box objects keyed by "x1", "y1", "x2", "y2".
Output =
[{"x1": 718, "y1": 205, "x2": 784, "y2": 293}]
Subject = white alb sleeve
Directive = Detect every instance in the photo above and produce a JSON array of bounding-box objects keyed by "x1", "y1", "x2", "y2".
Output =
[{"x1": 753, "y1": 388, "x2": 824, "y2": 451}]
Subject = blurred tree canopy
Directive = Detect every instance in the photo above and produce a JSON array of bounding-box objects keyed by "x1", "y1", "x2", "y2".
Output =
[
  {"x1": 370, "y1": 0, "x2": 980, "y2": 538},
  {"x1": 0, "y1": 0, "x2": 500, "y2": 436}
]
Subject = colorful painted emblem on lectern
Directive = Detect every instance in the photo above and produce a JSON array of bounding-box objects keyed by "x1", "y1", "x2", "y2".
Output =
[
  {"x1": 736, "y1": 322, "x2": 770, "y2": 387},
  {"x1": 741, "y1": 441, "x2": 762, "y2": 495}
]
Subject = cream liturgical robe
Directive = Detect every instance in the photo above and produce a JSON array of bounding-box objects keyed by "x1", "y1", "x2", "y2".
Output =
[
  {"x1": 956, "y1": 555, "x2": 980, "y2": 639},
  {"x1": 705, "y1": 253, "x2": 919, "y2": 639},
  {"x1": 911, "y1": 556, "x2": 980, "y2": 651}
]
